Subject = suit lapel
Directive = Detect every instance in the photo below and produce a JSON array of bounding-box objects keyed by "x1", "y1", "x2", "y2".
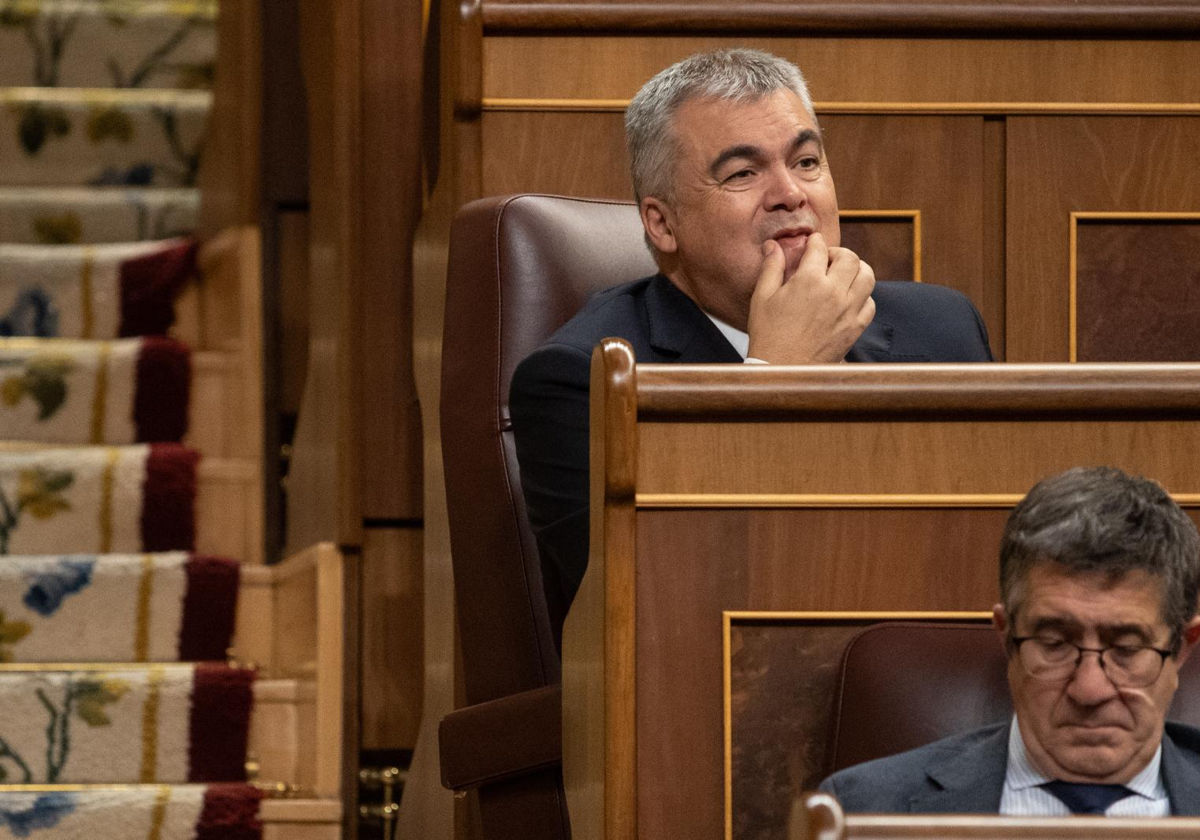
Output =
[
  {"x1": 644, "y1": 274, "x2": 742, "y2": 363},
  {"x1": 1163, "y1": 727, "x2": 1200, "y2": 815},
  {"x1": 908, "y1": 724, "x2": 1009, "y2": 813}
]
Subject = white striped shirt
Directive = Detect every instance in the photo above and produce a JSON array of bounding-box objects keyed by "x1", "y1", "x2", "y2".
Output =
[{"x1": 1000, "y1": 717, "x2": 1169, "y2": 816}]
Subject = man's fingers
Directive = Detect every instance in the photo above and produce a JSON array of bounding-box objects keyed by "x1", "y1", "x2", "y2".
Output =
[
  {"x1": 849, "y1": 258, "x2": 876, "y2": 304},
  {"x1": 795, "y1": 231, "x2": 828, "y2": 281},
  {"x1": 753, "y1": 239, "x2": 787, "y2": 300}
]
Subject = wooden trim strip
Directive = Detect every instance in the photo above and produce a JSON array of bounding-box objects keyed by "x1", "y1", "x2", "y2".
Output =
[
  {"x1": 483, "y1": 98, "x2": 1200, "y2": 116},
  {"x1": 481, "y1": 3, "x2": 1200, "y2": 35},
  {"x1": 725, "y1": 610, "x2": 994, "y2": 621},
  {"x1": 633, "y1": 363, "x2": 1200, "y2": 416},
  {"x1": 639, "y1": 493, "x2": 1200, "y2": 509},
  {"x1": 1068, "y1": 212, "x2": 1200, "y2": 363}
]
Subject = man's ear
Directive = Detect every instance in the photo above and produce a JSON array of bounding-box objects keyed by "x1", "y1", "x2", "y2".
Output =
[
  {"x1": 640, "y1": 197, "x2": 677, "y2": 256},
  {"x1": 993, "y1": 603, "x2": 1008, "y2": 635},
  {"x1": 1177, "y1": 615, "x2": 1200, "y2": 664}
]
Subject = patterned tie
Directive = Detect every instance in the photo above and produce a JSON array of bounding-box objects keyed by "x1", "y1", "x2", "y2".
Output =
[{"x1": 1039, "y1": 780, "x2": 1135, "y2": 815}]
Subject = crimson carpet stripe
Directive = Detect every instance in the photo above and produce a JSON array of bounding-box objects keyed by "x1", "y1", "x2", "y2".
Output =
[
  {"x1": 141, "y1": 443, "x2": 199, "y2": 551},
  {"x1": 134, "y1": 336, "x2": 192, "y2": 442},
  {"x1": 196, "y1": 783, "x2": 263, "y2": 840},
  {"x1": 180, "y1": 555, "x2": 241, "y2": 661},
  {"x1": 119, "y1": 239, "x2": 197, "y2": 337},
  {"x1": 188, "y1": 663, "x2": 255, "y2": 782}
]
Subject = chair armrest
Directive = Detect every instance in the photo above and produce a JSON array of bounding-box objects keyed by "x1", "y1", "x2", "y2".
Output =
[{"x1": 439, "y1": 684, "x2": 562, "y2": 791}]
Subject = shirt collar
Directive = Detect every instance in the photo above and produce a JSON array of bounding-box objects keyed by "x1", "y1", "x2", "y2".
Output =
[
  {"x1": 705, "y1": 312, "x2": 748, "y2": 360},
  {"x1": 1006, "y1": 716, "x2": 1165, "y2": 800}
]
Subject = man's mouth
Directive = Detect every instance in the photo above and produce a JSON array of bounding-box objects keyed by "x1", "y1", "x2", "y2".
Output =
[{"x1": 771, "y1": 227, "x2": 812, "y2": 250}]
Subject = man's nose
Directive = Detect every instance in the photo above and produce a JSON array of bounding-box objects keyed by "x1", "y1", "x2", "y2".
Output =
[
  {"x1": 764, "y1": 164, "x2": 806, "y2": 211},
  {"x1": 1065, "y1": 650, "x2": 1120, "y2": 706}
]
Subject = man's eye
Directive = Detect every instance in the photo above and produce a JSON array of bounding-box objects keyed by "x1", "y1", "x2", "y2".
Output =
[
  {"x1": 1036, "y1": 637, "x2": 1068, "y2": 650},
  {"x1": 795, "y1": 156, "x2": 820, "y2": 170},
  {"x1": 726, "y1": 169, "x2": 753, "y2": 182}
]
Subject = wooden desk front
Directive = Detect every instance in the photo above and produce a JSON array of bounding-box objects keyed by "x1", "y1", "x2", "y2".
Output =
[{"x1": 562, "y1": 340, "x2": 1200, "y2": 839}]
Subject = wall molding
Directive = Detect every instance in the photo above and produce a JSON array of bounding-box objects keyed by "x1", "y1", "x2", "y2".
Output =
[{"x1": 481, "y1": 3, "x2": 1200, "y2": 37}]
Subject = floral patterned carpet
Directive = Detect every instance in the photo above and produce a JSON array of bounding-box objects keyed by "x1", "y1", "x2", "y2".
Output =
[{"x1": 0, "y1": 2, "x2": 262, "y2": 837}]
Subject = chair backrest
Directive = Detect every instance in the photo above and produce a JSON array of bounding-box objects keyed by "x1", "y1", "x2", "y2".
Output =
[
  {"x1": 825, "y1": 621, "x2": 1200, "y2": 776},
  {"x1": 440, "y1": 193, "x2": 656, "y2": 706}
]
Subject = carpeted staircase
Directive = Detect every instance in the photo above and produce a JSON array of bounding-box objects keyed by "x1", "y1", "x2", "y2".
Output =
[{"x1": 0, "y1": 2, "x2": 267, "y2": 837}]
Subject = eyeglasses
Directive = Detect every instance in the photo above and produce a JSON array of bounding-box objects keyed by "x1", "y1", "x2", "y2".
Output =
[{"x1": 1010, "y1": 636, "x2": 1174, "y2": 688}]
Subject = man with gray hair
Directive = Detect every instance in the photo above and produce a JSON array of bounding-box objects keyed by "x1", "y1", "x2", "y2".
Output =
[
  {"x1": 821, "y1": 466, "x2": 1200, "y2": 815},
  {"x1": 511, "y1": 49, "x2": 994, "y2": 610}
]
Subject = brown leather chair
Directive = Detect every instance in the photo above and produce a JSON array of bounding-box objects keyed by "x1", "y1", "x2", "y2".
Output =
[
  {"x1": 438, "y1": 194, "x2": 656, "y2": 839},
  {"x1": 825, "y1": 621, "x2": 1200, "y2": 777}
]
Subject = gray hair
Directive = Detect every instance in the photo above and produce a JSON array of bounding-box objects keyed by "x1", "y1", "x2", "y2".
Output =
[
  {"x1": 1000, "y1": 466, "x2": 1200, "y2": 654},
  {"x1": 624, "y1": 48, "x2": 817, "y2": 203}
]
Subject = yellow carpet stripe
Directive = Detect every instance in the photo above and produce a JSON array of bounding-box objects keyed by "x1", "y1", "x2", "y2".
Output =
[
  {"x1": 140, "y1": 666, "x2": 166, "y2": 782},
  {"x1": 80, "y1": 247, "x2": 95, "y2": 339},
  {"x1": 135, "y1": 553, "x2": 155, "y2": 661},
  {"x1": 90, "y1": 341, "x2": 111, "y2": 444},
  {"x1": 99, "y1": 447, "x2": 119, "y2": 552},
  {"x1": 147, "y1": 784, "x2": 171, "y2": 840}
]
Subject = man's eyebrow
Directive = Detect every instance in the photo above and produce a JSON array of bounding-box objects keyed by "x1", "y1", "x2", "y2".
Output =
[
  {"x1": 787, "y1": 128, "x2": 823, "y2": 157},
  {"x1": 707, "y1": 129, "x2": 825, "y2": 179},
  {"x1": 709, "y1": 143, "x2": 764, "y2": 178},
  {"x1": 1026, "y1": 616, "x2": 1156, "y2": 642}
]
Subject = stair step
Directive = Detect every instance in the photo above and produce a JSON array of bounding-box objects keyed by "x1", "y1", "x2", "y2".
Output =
[
  {"x1": 0, "y1": 238, "x2": 196, "y2": 339},
  {"x1": 0, "y1": 787, "x2": 340, "y2": 840},
  {"x1": 0, "y1": 187, "x2": 198, "y2": 244},
  {"x1": 0, "y1": 552, "x2": 237, "y2": 663},
  {"x1": 0, "y1": 336, "x2": 190, "y2": 445},
  {"x1": 0, "y1": 443, "x2": 197, "y2": 555},
  {"x1": 0, "y1": 663, "x2": 253, "y2": 784},
  {"x1": 0, "y1": 88, "x2": 210, "y2": 187},
  {"x1": 0, "y1": 0, "x2": 217, "y2": 90},
  {"x1": 0, "y1": 784, "x2": 262, "y2": 838}
]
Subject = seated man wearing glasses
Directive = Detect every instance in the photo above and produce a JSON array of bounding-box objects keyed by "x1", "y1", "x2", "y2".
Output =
[{"x1": 821, "y1": 466, "x2": 1200, "y2": 816}]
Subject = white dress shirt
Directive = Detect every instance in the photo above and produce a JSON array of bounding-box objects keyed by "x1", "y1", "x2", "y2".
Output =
[
  {"x1": 705, "y1": 313, "x2": 767, "y2": 364},
  {"x1": 999, "y1": 716, "x2": 1169, "y2": 816}
]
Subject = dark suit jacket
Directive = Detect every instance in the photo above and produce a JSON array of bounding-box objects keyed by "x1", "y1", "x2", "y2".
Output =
[
  {"x1": 509, "y1": 273, "x2": 994, "y2": 608},
  {"x1": 819, "y1": 720, "x2": 1200, "y2": 815}
]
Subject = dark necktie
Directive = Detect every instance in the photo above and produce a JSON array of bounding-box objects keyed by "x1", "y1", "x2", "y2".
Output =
[{"x1": 1039, "y1": 780, "x2": 1135, "y2": 815}]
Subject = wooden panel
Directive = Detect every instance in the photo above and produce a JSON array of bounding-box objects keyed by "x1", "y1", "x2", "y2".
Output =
[
  {"x1": 197, "y1": 0, "x2": 261, "y2": 235},
  {"x1": 637, "y1": 418, "x2": 1200, "y2": 496},
  {"x1": 361, "y1": 527, "x2": 424, "y2": 750},
  {"x1": 1006, "y1": 116, "x2": 1200, "y2": 361},
  {"x1": 731, "y1": 616, "x2": 995, "y2": 840},
  {"x1": 278, "y1": 210, "x2": 311, "y2": 416},
  {"x1": 1075, "y1": 218, "x2": 1200, "y2": 362},
  {"x1": 838, "y1": 217, "x2": 915, "y2": 283},
  {"x1": 822, "y1": 115, "x2": 986, "y2": 307},
  {"x1": 360, "y1": 0, "x2": 425, "y2": 519},
  {"x1": 481, "y1": 111, "x2": 631, "y2": 198},
  {"x1": 633, "y1": 508, "x2": 1001, "y2": 840},
  {"x1": 482, "y1": 38, "x2": 1200, "y2": 104},
  {"x1": 287, "y1": 0, "x2": 364, "y2": 551}
]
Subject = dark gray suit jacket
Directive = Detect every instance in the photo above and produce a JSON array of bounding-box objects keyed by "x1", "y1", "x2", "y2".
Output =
[
  {"x1": 510, "y1": 273, "x2": 995, "y2": 608},
  {"x1": 819, "y1": 720, "x2": 1200, "y2": 815}
]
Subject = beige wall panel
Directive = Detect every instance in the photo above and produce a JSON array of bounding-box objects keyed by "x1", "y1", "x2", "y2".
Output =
[
  {"x1": 1006, "y1": 117, "x2": 1200, "y2": 361},
  {"x1": 636, "y1": 419, "x2": 1200, "y2": 496},
  {"x1": 361, "y1": 527, "x2": 424, "y2": 750},
  {"x1": 483, "y1": 37, "x2": 1200, "y2": 104}
]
